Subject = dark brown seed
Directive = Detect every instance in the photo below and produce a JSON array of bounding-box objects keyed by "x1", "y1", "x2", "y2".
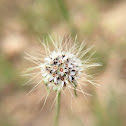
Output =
[
  {"x1": 62, "y1": 55, "x2": 65, "y2": 58},
  {"x1": 61, "y1": 77, "x2": 64, "y2": 81},
  {"x1": 64, "y1": 82, "x2": 66, "y2": 87},
  {"x1": 72, "y1": 76, "x2": 74, "y2": 80}
]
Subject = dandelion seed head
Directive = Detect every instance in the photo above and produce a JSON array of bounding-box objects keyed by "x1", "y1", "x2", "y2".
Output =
[{"x1": 24, "y1": 35, "x2": 101, "y2": 97}]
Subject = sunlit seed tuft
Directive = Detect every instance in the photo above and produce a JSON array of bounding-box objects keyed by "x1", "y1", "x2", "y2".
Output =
[{"x1": 23, "y1": 35, "x2": 101, "y2": 102}]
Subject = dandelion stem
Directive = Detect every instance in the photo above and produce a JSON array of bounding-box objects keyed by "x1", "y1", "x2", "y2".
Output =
[{"x1": 54, "y1": 91, "x2": 61, "y2": 126}]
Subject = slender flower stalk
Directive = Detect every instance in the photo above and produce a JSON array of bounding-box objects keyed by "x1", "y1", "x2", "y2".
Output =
[
  {"x1": 23, "y1": 35, "x2": 101, "y2": 126},
  {"x1": 54, "y1": 91, "x2": 61, "y2": 126}
]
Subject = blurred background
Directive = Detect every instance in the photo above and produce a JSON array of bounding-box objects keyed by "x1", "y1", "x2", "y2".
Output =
[{"x1": 0, "y1": 0, "x2": 126, "y2": 126}]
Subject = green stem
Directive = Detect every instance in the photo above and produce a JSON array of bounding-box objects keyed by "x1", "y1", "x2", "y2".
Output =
[{"x1": 54, "y1": 91, "x2": 61, "y2": 126}]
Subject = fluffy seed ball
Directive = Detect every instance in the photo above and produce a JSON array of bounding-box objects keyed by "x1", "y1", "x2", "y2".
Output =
[{"x1": 24, "y1": 35, "x2": 100, "y2": 95}]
